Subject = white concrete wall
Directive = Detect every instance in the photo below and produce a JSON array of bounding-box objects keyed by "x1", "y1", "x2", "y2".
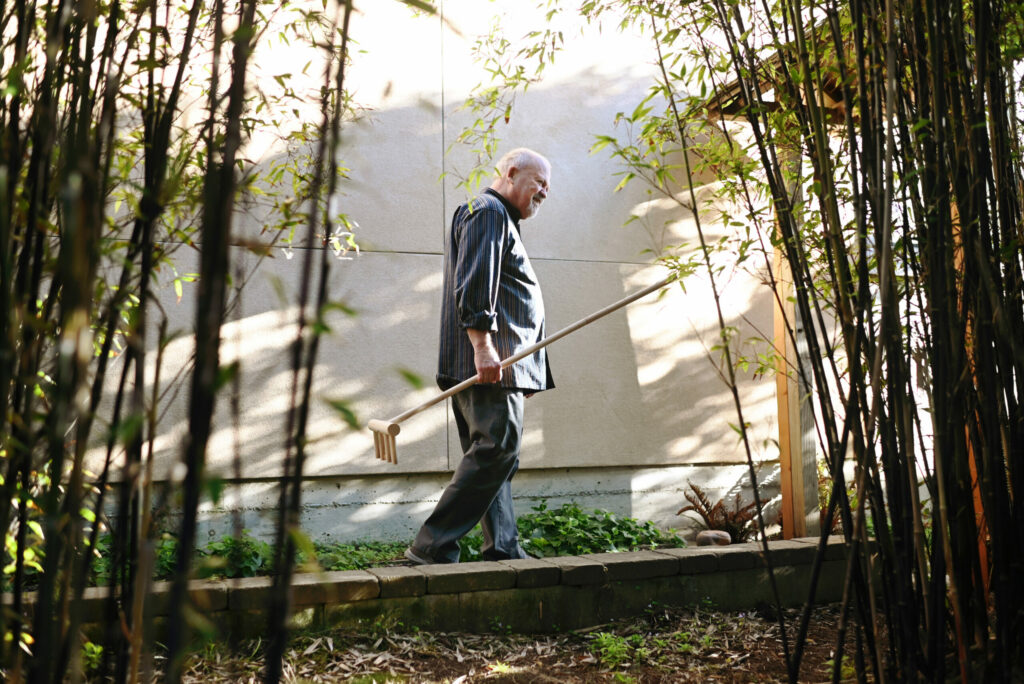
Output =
[{"x1": 91, "y1": 0, "x2": 783, "y2": 542}]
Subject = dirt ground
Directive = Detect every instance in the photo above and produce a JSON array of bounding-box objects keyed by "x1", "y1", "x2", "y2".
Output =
[{"x1": 180, "y1": 603, "x2": 868, "y2": 683}]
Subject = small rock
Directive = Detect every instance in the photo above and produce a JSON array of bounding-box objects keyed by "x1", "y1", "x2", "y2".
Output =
[{"x1": 696, "y1": 530, "x2": 731, "y2": 546}]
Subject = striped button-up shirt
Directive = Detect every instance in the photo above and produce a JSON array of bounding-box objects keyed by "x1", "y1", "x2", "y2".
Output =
[{"x1": 437, "y1": 188, "x2": 554, "y2": 392}]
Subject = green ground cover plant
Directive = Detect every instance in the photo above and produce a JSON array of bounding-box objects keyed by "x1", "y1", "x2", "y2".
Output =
[
  {"x1": 311, "y1": 541, "x2": 410, "y2": 572},
  {"x1": 5, "y1": 501, "x2": 681, "y2": 591},
  {"x1": 459, "y1": 500, "x2": 685, "y2": 561},
  {"x1": 4, "y1": 534, "x2": 408, "y2": 590}
]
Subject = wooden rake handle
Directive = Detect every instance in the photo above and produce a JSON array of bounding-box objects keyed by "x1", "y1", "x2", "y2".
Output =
[{"x1": 368, "y1": 273, "x2": 677, "y2": 455}]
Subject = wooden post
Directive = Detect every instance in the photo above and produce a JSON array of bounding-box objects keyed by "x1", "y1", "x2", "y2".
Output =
[
  {"x1": 775, "y1": 148, "x2": 820, "y2": 539},
  {"x1": 774, "y1": 236, "x2": 805, "y2": 538}
]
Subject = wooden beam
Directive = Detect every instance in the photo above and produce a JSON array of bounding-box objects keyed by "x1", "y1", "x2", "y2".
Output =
[{"x1": 774, "y1": 241, "x2": 806, "y2": 538}]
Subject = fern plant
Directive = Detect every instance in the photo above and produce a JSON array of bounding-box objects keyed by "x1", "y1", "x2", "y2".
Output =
[{"x1": 676, "y1": 483, "x2": 760, "y2": 543}]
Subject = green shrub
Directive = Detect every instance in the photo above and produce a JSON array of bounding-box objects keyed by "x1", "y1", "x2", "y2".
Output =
[
  {"x1": 86, "y1": 533, "x2": 111, "y2": 586},
  {"x1": 313, "y1": 541, "x2": 407, "y2": 571},
  {"x1": 520, "y1": 501, "x2": 684, "y2": 557},
  {"x1": 80, "y1": 641, "x2": 103, "y2": 678},
  {"x1": 457, "y1": 501, "x2": 684, "y2": 560},
  {"x1": 154, "y1": 534, "x2": 179, "y2": 580},
  {"x1": 458, "y1": 531, "x2": 485, "y2": 562},
  {"x1": 590, "y1": 632, "x2": 636, "y2": 669},
  {"x1": 3, "y1": 520, "x2": 46, "y2": 591},
  {"x1": 73, "y1": 503, "x2": 685, "y2": 582},
  {"x1": 198, "y1": 532, "x2": 273, "y2": 579}
]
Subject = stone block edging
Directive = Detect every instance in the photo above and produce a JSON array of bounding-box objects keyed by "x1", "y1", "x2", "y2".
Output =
[{"x1": 5, "y1": 536, "x2": 851, "y2": 637}]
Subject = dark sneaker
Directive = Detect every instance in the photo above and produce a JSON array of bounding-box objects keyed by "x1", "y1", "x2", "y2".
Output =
[
  {"x1": 404, "y1": 547, "x2": 436, "y2": 565},
  {"x1": 481, "y1": 545, "x2": 535, "y2": 561}
]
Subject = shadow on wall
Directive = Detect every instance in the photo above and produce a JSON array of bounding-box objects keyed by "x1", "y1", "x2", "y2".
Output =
[
  {"x1": 86, "y1": 65, "x2": 783, "y2": 540},
  {"x1": 86, "y1": 94, "x2": 449, "y2": 483},
  {"x1": 530, "y1": 254, "x2": 777, "y2": 474}
]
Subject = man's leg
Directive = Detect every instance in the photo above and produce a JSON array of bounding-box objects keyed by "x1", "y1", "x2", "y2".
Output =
[
  {"x1": 480, "y1": 465, "x2": 529, "y2": 560},
  {"x1": 409, "y1": 385, "x2": 524, "y2": 563}
]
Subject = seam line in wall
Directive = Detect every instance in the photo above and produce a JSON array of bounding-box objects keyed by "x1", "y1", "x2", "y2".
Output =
[{"x1": 440, "y1": 0, "x2": 451, "y2": 472}]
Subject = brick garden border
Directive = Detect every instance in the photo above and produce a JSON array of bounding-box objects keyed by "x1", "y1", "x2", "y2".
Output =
[{"x1": 7, "y1": 537, "x2": 850, "y2": 638}]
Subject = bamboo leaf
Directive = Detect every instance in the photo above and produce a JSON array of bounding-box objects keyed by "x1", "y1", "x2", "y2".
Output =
[
  {"x1": 396, "y1": 367, "x2": 426, "y2": 390},
  {"x1": 325, "y1": 398, "x2": 360, "y2": 430}
]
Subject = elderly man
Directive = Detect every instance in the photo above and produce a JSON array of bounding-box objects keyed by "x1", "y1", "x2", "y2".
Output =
[{"x1": 405, "y1": 148, "x2": 554, "y2": 565}]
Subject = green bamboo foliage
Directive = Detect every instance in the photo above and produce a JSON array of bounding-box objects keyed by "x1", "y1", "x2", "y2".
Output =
[
  {"x1": 263, "y1": 2, "x2": 354, "y2": 681},
  {"x1": 0, "y1": 0, "x2": 396, "y2": 680},
  {"x1": 699, "y1": 0, "x2": 1023, "y2": 678},
  {"x1": 163, "y1": 0, "x2": 258, "y2": 680},
  {"x1": 459, "y1": 0, "x2": 1022, "y2": 679},
  {"x1": 635, "y1": 0, "x2": 1022, "y2": 679}
]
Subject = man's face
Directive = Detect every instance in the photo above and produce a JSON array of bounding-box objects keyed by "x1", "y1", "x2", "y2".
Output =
[{"x1": 506, "y1": 159, "x2": 550, "y2": 220}]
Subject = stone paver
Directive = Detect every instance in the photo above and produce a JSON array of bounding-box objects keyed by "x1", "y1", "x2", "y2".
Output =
[
  {"x1": 3, "y1": 540, "x2": 853, "y2": 636},
  {"x1": 368, "y1": 566, "x2": 427, "y2": 598},
  {"x1": 759, "y1": 539, "x2": 817, "y2": 567},
  {"x1": 497, "y1": 558, "x2": 561, "y2": 588},
  {"x1": 420, "y1": 561, "x2": 516, "y2": 594},
  {"x1": 704, "y1": 543, "x2": 760, "y2": 571},
  {"x1": 291, "y1": 570, "x2": 379, "y2": 606},
  {"x1": 543, "y1": 555, "x2": 607, "y2": 586},
  {"x1": 658, "y1": 547, "x2": 719, "y2": 574},
  {"x1": 148, "y1": 579, "x2": 228, "y2": 615},
  {"x1": 585, "y1": 550, "x2": 679, "y2": 581},
  {"x1": 792, "y1": 535, "x2": 848, "y2": 561},
  {"x1": 226, "y1": 576, "x2": 275, "y2": 611}
]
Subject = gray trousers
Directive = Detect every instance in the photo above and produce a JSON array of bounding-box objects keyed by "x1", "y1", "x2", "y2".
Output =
[{"x1": 411, "y1": 385, "x2": 528, "y2": 563}]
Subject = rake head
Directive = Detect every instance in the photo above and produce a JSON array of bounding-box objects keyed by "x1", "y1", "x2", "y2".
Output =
[{"x1": 368, "y1": 419, "x2": 401, "y2": 464}]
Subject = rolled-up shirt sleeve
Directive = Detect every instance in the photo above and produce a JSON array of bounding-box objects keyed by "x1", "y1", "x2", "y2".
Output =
[{"x1": 453, "y1": 208, "x2": 506, "y2": 332}]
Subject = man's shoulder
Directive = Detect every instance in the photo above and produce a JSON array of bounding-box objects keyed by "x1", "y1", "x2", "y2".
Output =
[{"x1": 462, "y1": 191, "x2": 507, "y2": 216}]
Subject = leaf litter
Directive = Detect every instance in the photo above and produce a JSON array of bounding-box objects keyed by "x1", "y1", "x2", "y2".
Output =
[{"x1": 181, "y1": 603, "x2": 870, "y2": 682}]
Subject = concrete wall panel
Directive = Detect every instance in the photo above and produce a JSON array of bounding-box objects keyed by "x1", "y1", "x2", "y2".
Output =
[
  {"x1": 494, "y1": 259, "x2": 777, "y2": 471},
  {"x1": 180, "y1": 462, "x2": 780, "y2": 544},
  {"x1": 226, "y1": 249, "x2": 450, "y2": 478},
  {"x1": 92, "y1": 1, "x2": 788, "y2": 540},
  {"x1": 440, "y1": 1, "x2": 670, "y2": 265},
  {"x1": 235, "y1": 2, "x2": 447, "y2": 254},
  {"x1": 88, "y1": 248, "x2": 450, "y2": 481}
]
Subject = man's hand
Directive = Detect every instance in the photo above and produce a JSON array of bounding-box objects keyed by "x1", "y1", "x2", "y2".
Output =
[{"x1": 467, "y1": 329, "x2": 502, "y2": 384}]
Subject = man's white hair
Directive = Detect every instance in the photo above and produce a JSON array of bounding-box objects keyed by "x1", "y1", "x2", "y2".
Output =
[{"x1": 495, "y1": 148, "x2": 549, "y2": 176}]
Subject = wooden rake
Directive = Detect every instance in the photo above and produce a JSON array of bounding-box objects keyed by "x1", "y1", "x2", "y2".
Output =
[{"x1": 369, "y1": 274, "x2": 677, "y2": 463}]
